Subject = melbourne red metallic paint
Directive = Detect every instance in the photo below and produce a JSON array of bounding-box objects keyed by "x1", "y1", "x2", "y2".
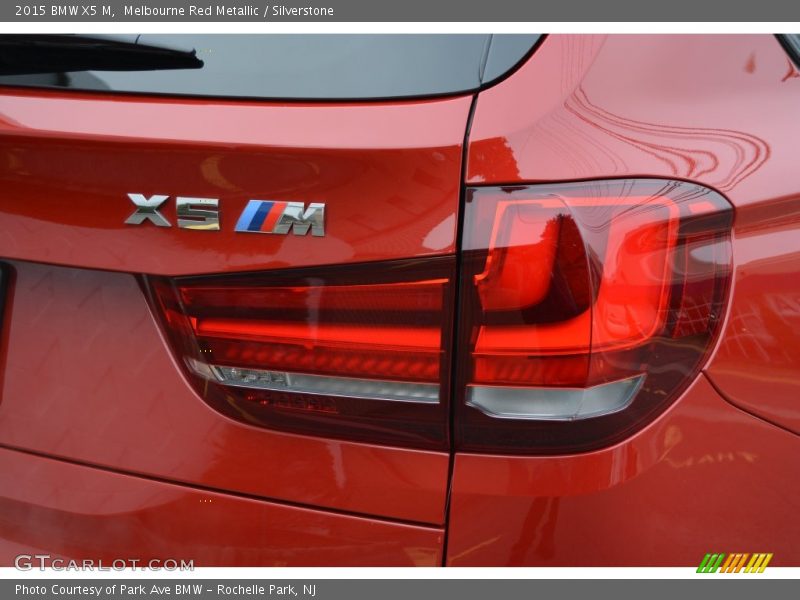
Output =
[
  {"x1": 705, "y1": 203, "x2": 800, "y2": 434},
  {"x1": 0, "y1": 88, "x2": 468, "y2": 275},
  {"x1": 0, "y1": 446, "x2": 443, "y2": 566},
  {"x1": 0, "y1": 260, "x2": 449, "y2": 525},
  {"x1": 450, "y1": 33, "x2": 800, "y2": 565},
  {"x1": 468, "y1": 34, "x2": 788, "y2": 207},
  {"x1": 446, "y1": 375, "x2": 800, "y2": 566}
]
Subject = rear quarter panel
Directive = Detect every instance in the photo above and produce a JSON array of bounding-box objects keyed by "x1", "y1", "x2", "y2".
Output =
[{"x1": 449, "y1": 33, "x2": 800, "y2": 565}]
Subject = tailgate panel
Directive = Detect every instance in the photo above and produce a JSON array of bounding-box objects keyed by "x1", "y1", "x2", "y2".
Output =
[
  {"x1": 0, "y1": 89, "x2": 468, "y2": 275},
  {"x1": 0, "y1": 88, "x2": 470, "y2": 525}
]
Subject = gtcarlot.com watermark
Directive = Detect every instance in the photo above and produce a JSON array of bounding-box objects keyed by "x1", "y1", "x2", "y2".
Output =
[{"x1": 14, "y1": 554, "x2": 194, "y2": 571}]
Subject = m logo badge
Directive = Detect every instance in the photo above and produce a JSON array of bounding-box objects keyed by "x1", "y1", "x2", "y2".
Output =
[{"x1": 235, "y1": 200, "x2": 326, "y2": 237}]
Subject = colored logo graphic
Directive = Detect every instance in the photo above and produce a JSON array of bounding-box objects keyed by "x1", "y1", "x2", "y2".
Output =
[
  {"x1": 234, "y1": 200, "x2": 326, "y2": 236},
  {"x1": 235, "y1": 200, "x2": 290, "y2": 233},
  {"x1": 697, "y1": 553, "x2": 773, "y2": 573}
]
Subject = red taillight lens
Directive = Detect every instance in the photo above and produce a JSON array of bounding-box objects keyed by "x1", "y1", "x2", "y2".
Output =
[
  {"x1": 147, "y1": 257, "x2": 455, "y2": 449},
  {"x1": 456, "y1": 180, "x2": 733, "y2": 454},
  {"x1": 147, "y1": 179, "x2": 732, "y2": 455}
]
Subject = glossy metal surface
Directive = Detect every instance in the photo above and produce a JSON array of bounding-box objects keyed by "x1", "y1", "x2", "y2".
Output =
[
  {"x1": 0, "y1": 446, "x2": 443, "y2": 566},
  {"x1": 124, "y1": 193, "x2": 171, "y2": 228},
  {"x1": 175, "y1": 197, "x2": 220, "y2": 231},
  {"x1": 0, "y1": 261, "x2": 450, "y2": 525},
  {"x1": 447, "y1": 376, "x2": 800, "y2": 566},
  {"x1": 232, "y1": 200, "x2": 327, "y2": 236},
  {"x1": 272, "y1": 202, "x2": 326, "y2": 237},
  {"x1": 0, "y1": 88, "x2": 468, "y2": 275}
]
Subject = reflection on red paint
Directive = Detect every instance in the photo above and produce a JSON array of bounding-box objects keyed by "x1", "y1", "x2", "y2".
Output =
[{"x1": 468, "y1": 35, "x2": 782, "y2": 197}]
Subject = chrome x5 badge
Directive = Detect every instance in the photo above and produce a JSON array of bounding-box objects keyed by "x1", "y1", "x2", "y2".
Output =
[{"x1": 124, "y1": 193, "x2": 325, "y2": 237}]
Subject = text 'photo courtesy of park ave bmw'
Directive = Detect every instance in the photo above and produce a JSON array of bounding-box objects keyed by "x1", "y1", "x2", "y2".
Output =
[{"x1": 0, "y1": 33, "x2": 797, "y2": 568}]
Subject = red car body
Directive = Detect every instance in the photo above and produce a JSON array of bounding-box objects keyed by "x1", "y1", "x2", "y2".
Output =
[{"x1": 0, "y1": 34, "x2": 798, "y2": 566}]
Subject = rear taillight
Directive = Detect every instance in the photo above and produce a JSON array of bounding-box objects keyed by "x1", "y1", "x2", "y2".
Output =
[
  {"x1": 147, "y1": 179, "x2": 732, "y2": 454},
  {"x1": 147, "y1": 258, "x2": 455, "y2": 449},
  {"x1": 456, "y1": 179, "x2": 733, "y2": 453}
]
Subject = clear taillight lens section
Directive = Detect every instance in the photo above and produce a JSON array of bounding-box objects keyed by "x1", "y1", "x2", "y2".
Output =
[
  {"x1": 456, "y1": 180, "x2": 733, "y2": 454},
  {"x1": 147, "y1": 257, "x2": 455, "y2": 449}
]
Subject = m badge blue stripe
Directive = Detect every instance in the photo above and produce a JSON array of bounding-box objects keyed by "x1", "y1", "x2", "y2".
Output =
[{"x1": 235, "y1": 200, "x2": 273, "y2": 232}]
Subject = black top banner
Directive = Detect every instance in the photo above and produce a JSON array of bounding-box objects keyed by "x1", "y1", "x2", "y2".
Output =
[{"x1": 3, "y1": 0, "x2": 800, "y2": 22}]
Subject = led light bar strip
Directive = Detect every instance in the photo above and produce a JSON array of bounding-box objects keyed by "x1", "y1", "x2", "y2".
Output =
[
  {"x1": 466, "y1": 375, "x2": 644, "y2": 421},
  {"x1": 187, "y1": 359, "x2": 440, "y2": 404}
]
